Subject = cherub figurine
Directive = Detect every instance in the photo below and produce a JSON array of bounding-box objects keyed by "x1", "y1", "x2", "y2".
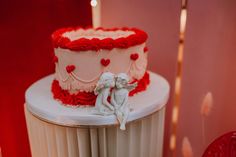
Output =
[
  {"x1": 93, "y1": 72, "x2": 115, "y2": 115},
  {"x1": 111, "y1": 73, "x2": 137, "y2": 130}
]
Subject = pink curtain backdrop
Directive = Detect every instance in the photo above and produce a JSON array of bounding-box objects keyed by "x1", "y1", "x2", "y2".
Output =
[
  {"x1": 101, "y1": 0, "x2": 236, "y2": 156},
  {"x1": 100, "y1": 0, "x2": 180, "y2": 156},
  {"x1": 177, "y1": 0, "x2": 236, "y2": 156}
]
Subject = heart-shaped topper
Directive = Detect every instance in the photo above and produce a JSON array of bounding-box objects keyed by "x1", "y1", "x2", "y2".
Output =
[
  {"x1": 130, "y1": 53, "x2": 139, "y2": 61},
  {"x1": 101, "y1": 58, "x2": 110, "y2": 67},
  {"x1": 66, "y1": 65, "x2": 76, "y2": 73}
]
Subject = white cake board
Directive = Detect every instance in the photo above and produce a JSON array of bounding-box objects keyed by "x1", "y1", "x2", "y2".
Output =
[{"x1": 25, "y1": 72, "x2": 170, "y2": 126}]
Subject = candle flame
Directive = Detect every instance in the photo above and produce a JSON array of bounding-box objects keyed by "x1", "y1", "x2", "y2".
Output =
[
  {"x1": 170, "y1": 134, "x2": 176, "y2": 150},
  {"x1": 90, "y1": 0, "x2": 97, "y2": 7},
  {"x1": 180, "y1": 9, "x2": 187, "y2": 34}
]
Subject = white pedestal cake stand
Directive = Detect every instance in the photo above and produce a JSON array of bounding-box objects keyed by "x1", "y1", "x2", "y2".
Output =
[{"x1": 25, "y1": 72, "x2": 169, "y2": 157}]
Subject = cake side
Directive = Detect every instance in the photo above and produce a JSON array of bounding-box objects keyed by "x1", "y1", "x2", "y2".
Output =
[{"x1": 51, "y1": 27, "x2": 150, "y2": 106}]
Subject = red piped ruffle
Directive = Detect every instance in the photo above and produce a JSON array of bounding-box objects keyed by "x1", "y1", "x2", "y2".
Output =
[
  {"x1": 51, "y1": 27, "x2": 148, "y2": 52},
  {"x1": 51, "y1": 80, "x2": 97, "y2": 106},
  {"x1": 129, "y1": 72, "x2": 150, "y2": 96},
  {"x1": 51, "y1": 72, "x2": 150, "y2": 106}
]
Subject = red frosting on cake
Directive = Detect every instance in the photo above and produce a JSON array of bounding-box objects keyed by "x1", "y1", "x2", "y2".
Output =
[
  {"x1": 51, "y1": 72, "x2": 150, "y2": 106},
  {"x1": 129, "y1": 72, "x2": 150, "y2": 96},
  {"x1": 51, "y1": 80, "x2": 97, "y2": 106},
  {"x1": 51, "y1": 27, "x2": 148, "y2": 51}
]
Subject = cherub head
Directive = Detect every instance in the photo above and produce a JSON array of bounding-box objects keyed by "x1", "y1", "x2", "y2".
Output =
[
  {"x1": 94, "y1": 72, "x2": 115, "y2": 95},
  {"x1": 115, "y1": 73, "x2": 130, "y2": 89}
]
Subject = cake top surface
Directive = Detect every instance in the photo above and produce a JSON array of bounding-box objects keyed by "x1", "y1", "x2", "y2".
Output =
[
  {"x1": 52, "y1": 27, "x2": 148, "y2": 51},
  {"x1": 63, "y1": 29, "x2": 134, "y2": 40}
]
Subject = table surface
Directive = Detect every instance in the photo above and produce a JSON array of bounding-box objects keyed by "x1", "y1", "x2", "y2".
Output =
[{"x1": 25, "y1": 72, "x2": 170, "y2": 126}]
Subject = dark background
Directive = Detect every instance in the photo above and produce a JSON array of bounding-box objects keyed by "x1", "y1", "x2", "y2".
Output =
[{"x1": 0, "y1": 0, "x2": 91, "y2": 156}]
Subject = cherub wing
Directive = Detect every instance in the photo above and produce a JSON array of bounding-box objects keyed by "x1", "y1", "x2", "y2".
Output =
[
  {"x1": 126, "y1": 82, "x2": 138, "y2": 91},
  {"x1": 94, "y1": 84, "x2": 104, "y2": 95}
]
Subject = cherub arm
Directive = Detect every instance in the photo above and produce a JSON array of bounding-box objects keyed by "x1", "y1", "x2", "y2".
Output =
[
  {"x1": 121, "y1": 92, "x2": 129, "y2": 109},
  {"x1": 127, "y1": 82, "x2": 138, "y2": 91},
  {"x1": 94, "y1": 84, "x2": 103, "y2": 95},
  {"x1": 111, "y1": 90, "x2": 119, "y2": 109},
  {"x1": 102, "y1": 89, "x2": 114, "y2": 111}
]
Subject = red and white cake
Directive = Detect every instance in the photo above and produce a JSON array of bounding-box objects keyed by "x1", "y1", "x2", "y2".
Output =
[
  {"x1": 25, "y1": 26, "x2": 170, "y2": 157},
  {"x1": 51, "y1": 27, "x2": 150, "y2": 106}
]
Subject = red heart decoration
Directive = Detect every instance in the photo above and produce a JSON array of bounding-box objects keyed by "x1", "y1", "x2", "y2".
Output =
[
  {"x1": 130, "y1": 53, "x2": 139, "y2": 61},
  {"x1": 66, "y1": 65, "x2": 75, "y2": 73},
  {"x1": 101, "y1": 58, "x2": 110, "y2": 67},
  {"x1": 53, "y1": 55, "x2": 58, "y2": 63},
  {"x1": 144, "y1": 47, "x2": 148, "y2": 53}
]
